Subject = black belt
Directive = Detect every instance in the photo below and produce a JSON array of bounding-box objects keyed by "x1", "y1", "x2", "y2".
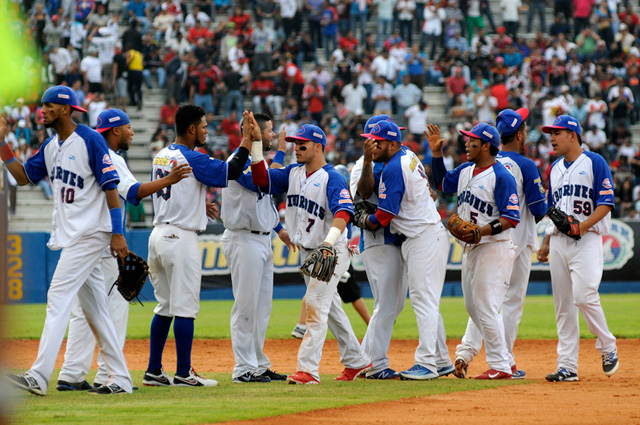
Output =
[{"x1": 250, "y1": 230, "x2": 271, "y2": 235}]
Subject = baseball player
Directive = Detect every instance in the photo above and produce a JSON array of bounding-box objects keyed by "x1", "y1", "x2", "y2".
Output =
[
  {"x1": 537, "y1": 115, "x2": 619, "y2": 382},
  {"x1": 353, "y1": 115, "x2": 452, "y2": 380},
  {"x1": 3, "y1": 86, "x2": 133, "y2": 395},
  {"x1": 221, "y1": 113, "x2": 293, "y2": 383},
  {"x1": 250, "y1": 123, "x2": 372, "y2": 384},
  {"x1": 452, "y1": 108, "x2": 547, "y2": 379},
  {"x1": 357, "y1": 119, "x2": 452, "y2": 380},
  {"x1": 143, "y1": 106, "x2": 252, "y2": 388},
  {"x1": 429, "y1": 122, "x2": 520, "y2": 380},
  {"x1": 56, "y1": 109, "x2": 192, "y2": 391}
]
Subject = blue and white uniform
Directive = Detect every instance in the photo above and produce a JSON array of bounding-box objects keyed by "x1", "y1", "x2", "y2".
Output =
[
  {"x1": 220, "y1": 152, "x2": 281, "y2": 381},
  {"x1": 545, "y1": 150, "x2": 617, "y2": 374},
  {"x1": 59, "y1": 148, "x2": 141, "y2": 386},
  {"x1": 376, "y1": 146, "x2": 451, "y2": 376},
  {"x1": 149, "y1": 143, "x2": 229, "y2": 319},
  {"x1": 21, "y1": 124, "x2": 133, "y2": 394},
  {"x1": 455, "y1": 150, "x2": 547, "y2": 370},
  {"x1": 259, "y1": 162, "x2": 371, "y2": 381},
  {"x1": 433, "y1": 154, "x2": 520, "y2": 374}
]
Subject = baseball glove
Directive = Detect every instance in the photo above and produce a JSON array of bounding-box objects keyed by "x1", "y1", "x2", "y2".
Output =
[
  {"x1": 109, "y1": 252, "x2": 149, "y2": 305},
  {"x1": 547, "y1": 206, "x2": 581, "y2": 240},
  {"x1": 353, "y1": 201, "x2": 377, "y2": 229},
  {"x1": 299, "y1": 242, "x2": 338, "y2": 282},
  {"x1": 447, "y1": 213, "x2": 482, "y2": 244}
]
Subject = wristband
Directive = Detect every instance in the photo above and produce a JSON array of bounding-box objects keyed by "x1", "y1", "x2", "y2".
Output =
[
  {"x1": 251, "y1": 141, "x2": 264, "y2": 163},
  {"x1": 274, "y1": 222, "x2": 283, "y2": 233},
  {"x1": 110, "y1": 207, "x2": 123, "y2": 235},
  {"x1": 369, "y1": 214, "x2": 380, "y2": 225},
  {"x1": 489, "y1": 219, "x2": 503, "y2": 235},
  {"x1": 323, "y1": 227, "x2": 341, "y2": 245},
  {"x1": 0, "y1": 140, "x2": 16, "y2": 164},
  {"x1": 273, "y1": 150, "x2": 285, "y2": 165}
]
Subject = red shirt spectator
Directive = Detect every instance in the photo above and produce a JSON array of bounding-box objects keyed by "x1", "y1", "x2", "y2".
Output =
[
  {"x1": 446, "y1": 72, "x2": 467, "y2": 97},
  {"x1": 230, "y1": 6, "x2": 251, "y2": 35},
  {"x1": 252, "y1": 76, "x2": 276, "y2": 98},
  {"x1": 339, "y1": 32, "x2": 358, "y2": 53},
  {"x1": 222, "y1": 114, "x2": 241, "y2": 151},
  {"x1": 160, "y1": 98, "x2": 179, "y2": 127},
  {"x1": 491, "y1": 83, "x2": 509, "y2": 110},
  {"x1": 573, "y1": 0, "x2": 595, "y2": 19},
  {"x1": 188, "y1": 22, "x2": 210, "y2": 44},
  {"x1": 302, "y1": 81, "x2": 325, "y2": 114}
]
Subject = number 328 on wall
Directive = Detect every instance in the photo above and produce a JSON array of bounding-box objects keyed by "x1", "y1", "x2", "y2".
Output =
[{"x1": 7, "y1": 235, "x2": 23, "y2": 300}]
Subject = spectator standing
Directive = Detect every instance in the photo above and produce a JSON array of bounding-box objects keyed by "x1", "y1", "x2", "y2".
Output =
[
  {"x1": 372, "y1": 76, "x2": 393, "y2": 115},
  {"x1": 475, "y1": 86, "x2": 498, "y2": 123},
  {"x1": 404, "y1": 100, "x2": 430, "y2": 144},
  {"x1": 397, "y1": 0, "x2": 415, "y2": 47},
  {"x1": 49, "y1": 45, "x2": 73, "y2": 85},
  {"x1": 127, "y1": 0, "x2": 150, "y2": 34},
  {"x1": 445, "y1": 67, "x2": 467, "y2": 113},
  {"x1": 349, "y1": 0, "x2": 368, "y2": 42},
  {"x1": 372, "y1": 49, "x2": 401, "y2": 83},
  {"x1": 341, "y1": 77, "x2": 368, "y2": 117},
  {"x1": 375, "y1": 0, "x2": 397, "y2": 48},
  {"x1": 80, "y1": 46, "x2": 103, "y2": 93},
  {"x1": 406, "y1": 44, "x2": 428, "y2": 88},
  {"x1": 527, "y1": 0, "x2": 547, "y2": 33},
  {"x1": 393, "y1": 74, "x2": 422, "y2": 118},
  {"x1": 125, "y1": 44, "x2": 144, "y2": 110},
  {"x1": 112, "y1": 43, "x2": 128, "y2": 110},
  {"x1": 464, "y1": 0, "x2": 484, "y2": 43},
  {"x1": 573, "y1": 0, "x2": 595, "y2": 37},
  {"x1": 607, "y1": 77, "x2": 634, "y2": 131},
  {"x1": 303, "y1": 78, "x2": 326, "y2": 124},
  {"x1": 320, "y1": 1, "x2": 339, "y2": 61},
  {"x1": 160, "y1": 97, "x2": 179, "y2": 129},
  {"x1": 422, "y1": 1, "x2": 446, "y2": 60},
  {"x1": 500, "y1": 0, "x2": 521, "y2": 40},
  {"x1": 251, "y1": 20, "x2": 276, "y2": 74},
  {"x1": 306, "y1": 0, "x2": 324, "y2": 49},
  {"x1": 222, "y1": 66, "x2": 246, "y2": 118}
]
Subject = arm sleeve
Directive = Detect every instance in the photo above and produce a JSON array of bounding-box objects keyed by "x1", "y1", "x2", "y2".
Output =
[
  {"x1": 376, "y1": 164, "x2": 404, "y2": 216},
  {"x1": 251, "y1": 162, "x2": 295, "y2": 195},
  {"x1": 520, "y1": 158, "x2": 548, "y2": 217},
  {"x1": 373, "y1": 209, "x2": 395, "y2": 226},
  {"x1": 23, "y1": 137, "x2": 53, "y2": 184},
  {"x1": 86, "y1": 134, "x2": 120, "y2": 190},
  {"x1": 431, "y1": 156, "x2": 447, "y2": 190},
  {"x1": 326, "y1": 171, "x2": 354, "y2": 217},
  {"x1": 227, "y1": 146, "x2": 249, "y2": 180},
  {"x1": 185, "y1": 150, "x2": 229, "y2": 187},
  {"x1": 113, "y1": 153, "x2": 141, "y2": 205},
  {"x1": 494, "y1": 170, "x2": 520, "y2": 224},
  {"x1": 591, "y1": 153, "x2": 615, "y2": 206}
]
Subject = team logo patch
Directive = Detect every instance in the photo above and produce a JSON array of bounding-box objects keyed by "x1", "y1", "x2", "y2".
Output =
[
  {"x1": 482, "y1": 131, "x2": 493, "y2": 139},
  {"x1": 313, "y1": 132, "x2": 322, "y2": 138},
  {"x1": 371, "y1": 123, "x2": 381, "y2": 134},
  {"x1": 102, "y1": 165, "x2": 116, "y2": 173},
  {"x1": 69, "y1": 155, "x2": 76, "y2": 160},
  {"x1": 102, "y1": 154, "x2": 112, "y2": 165},
  {"x1": 579, "y1": 170, "x2": 586, "y2": 175},
  {"x1": 479, "y1": 184, "x2": 485, "y2": 190},
  {"x1": 296, "y1": 127, "x2": 305, "y2": 135},
  {"x1": 96, "y1": 117, "x2": 103, "y2": 127},
  {"x1": 510, "y1": 117, "x2": 518, "y2": 127},
  {"x1": 504, "y1": 163, "x2": 512, "y2": 171},
  {"x1": 57, "y1": 94, "x2": 70, "y2": 99},
  {"x1": 340, "y1": 189, "x2": 350, "y2": 198},
  {"x1": 109, "y1": 116, "x2": 121, "y2": 123},
  {"x1": 314, "y1": 182, "x2": 321, "y2": 187},
  {"x1": 509, "y1": 194, "x2": 518, "y2": 204},
  {"x1": 600, "y1": 189, "x2": 614, "y2": 195},
  {"x1": 603, "y1": 178, "x2": 612, "y2": 189},
  {"x1": 169, "y1": 159, "x2": 177, "y2": 168}
]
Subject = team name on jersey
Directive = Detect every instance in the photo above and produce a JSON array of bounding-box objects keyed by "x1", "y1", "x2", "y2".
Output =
[
  {"x1": 457, "y1": 189, "x2": 494, "y2": 216},
  {"x1": 551, "y1": 184, "x2": 594, "y2": 205},
  {"x1": 49, "y1": 166, "x2": 85, "y2": 189},
  {"x1": 287, "y1": 194, "x2": 326, "y2": 219}
]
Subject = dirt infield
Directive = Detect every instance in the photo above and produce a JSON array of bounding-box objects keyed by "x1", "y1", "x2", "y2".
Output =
[{"x1": 6, "y1": 338, "x2": 640, "y2": 424}]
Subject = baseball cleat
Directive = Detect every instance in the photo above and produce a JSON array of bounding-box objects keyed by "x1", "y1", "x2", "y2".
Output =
[
  {"x1": 399, "y1": 364, "x2": 439, "y2": 380},
  {"x1": 335, "y1": 363, "x2": 373, "y2": 381},
  {"x1": 437, "y1": 364, "x2": 455, "y2": 377},
  {"x1": 511, "y1": 365, "x2": 526, "y2": 379},
  {"x1": 545, "y1": 368, "x2": 579, "y2": 382},
  {"x1": 6, "y1": 373, "x2": 44, "y2": 396},
  {"x1": 366, "y1": 368, "x2": 400, "y2": 380},
  {"x1": 453, "y1": 357, "x2": 468, "y2": 379},
  {"x1": 56, "y1": 380, "x2": 92, "y2": 391},
  {"x1": 143, "y1": 367, "x2": 173, "y2": 386},
  {"x1": 291, "y1": 324, "x2": 307, "y2": 339},
  {"x1": 256, "y1": 369, "x2": 287, "y2": 381},
  {"x1": 602, "y1": 349, "x2": 619, "y2": 377},
  {"x1": 232, "y1": 372, "x2": 271, "y2": 383},
  {"x1": 173, "y1": 367, "x2": 218, "y2": 387},
  {"x1": 475, "y1": 369, "x2": 512, "y2": 380},
  {"x1": 287, "y1": 371, "x2": 319, "y2": 385},
  {"x1": 88, "y1": 383, "x2": 128, "y2": 394}
]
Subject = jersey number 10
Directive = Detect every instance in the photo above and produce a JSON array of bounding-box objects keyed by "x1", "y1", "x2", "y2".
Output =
[{"x1": 60, "y1": 187, "x2": 75, "y2": 204}]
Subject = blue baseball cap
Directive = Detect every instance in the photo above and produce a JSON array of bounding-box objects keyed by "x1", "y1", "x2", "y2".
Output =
[
  {"x1": 361, "y1": 120, "x2": 402, "y2": 143},
  {"x1": 459, "y1": 122, "x2": 501, "y2": 148},
  {"x1": 364, "y1": 114, "x2": 406, "y2": 131},
  {"x1": 96, "y1": 109, "x2": 131, "y2": 133},
  {"x1": 542, "y1": 115, "x2": 582, "y2": 138},
  {"x1": 41, "y1": 85, "x2": 87, "y2": 112},
  {"x1": 285, "y1": 124, "x2": 327, "y2": 147},
  {"x1": 496, "y1": 108, "x2": 529, "y2": 137}
]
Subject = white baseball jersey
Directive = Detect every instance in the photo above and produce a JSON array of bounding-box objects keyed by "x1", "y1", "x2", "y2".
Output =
[
  {"x1": 497, "y1": 151, "x2": 547, "y2": 256},
  {"x1": 152, "y1": 144, "x2": 229, "y2": 231},
  {"x1": 261, "y1": 163, "x2": 353, "y2": 249},
  {"x1": 377, "y1": 148, "x2": 441, "y2": 238},
  {"x1": 545, "y1": 151, "x2": 614, "y2": 236},
  {"x1": 23, "y1": 124, "x2": 120, "y2": 249},
  {"x1": 437, "y1": 159, "x2": 520, "y2": 244},
  {"x1": 350, "y1": 156, "x2": 399, "y2": 250},
  {"x1": 221, "y1": 153, "x2": 279, "y2": 233}
]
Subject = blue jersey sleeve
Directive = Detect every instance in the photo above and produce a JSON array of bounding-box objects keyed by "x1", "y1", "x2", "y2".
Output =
[
  {"x1": 126, "y1": 183, "x2": 142, "y2": 205},
  {"x1": 78, "y1": 125, "x2": 120, "y2": 190},
  {"x1": 326, "y1": 166, "x2": 354, "y2": 216},
  {"x1": 185, "y1": 150, "x2": 229, "y2": 188},
  {"x1": 263, "y1": 163, "x2": 299, "y2": 195},
  {"x1": 494, "y1": 165, "x2": 520, "y2": 222},
  {"x1": 587, "y1": 152, "x2": 615, "y2": 206},
  {"x1": 442, "y1": 161, "x2": 474, "y2": 194},
  {"x1": 231, "y1": 155, "x2": 264, "y2": 194},
  {"x1": 372, "y1": 161, "x2": 384, "y2": 194},
  {"x1": 376, "y1": 157, "x2": 404, "y2": 216},
  {"x1": 519, "y1": 157, "x2": 547, "y2": 217},
  {"x1": 23, "y1": 136, "x2": 54, "y2": 184}
]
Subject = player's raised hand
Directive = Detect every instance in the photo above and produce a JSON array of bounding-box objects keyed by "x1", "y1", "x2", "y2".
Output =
[
  {"x1": 363, "y1": 138, "x2": 376, "y2": 162},
  {"x1": 249, "y1": 112, "x2": 261, "y2": 141},
  {"x1": 277, "y1": 228, "x2": 297, "y2": 252},
  {"x1": 206, "y1": 201, "x2": 219, "y2": 220},
  {"x1": 425, "y1": 124, "x2": 445, "y2": 155},
  {"x1": 241, "y1": 110, "x2": 252, "y2": 140},
  {"x1": 0, "y1": 116, "x2": 7, "y2": 141},
  {"x1": 167, "y1": 163, "x2": 192, "y2": 183},
  {"x1": 110, "y1": 234, "x2": 129, "y2": 260},
  {"x1": 276, "y1": 126, "x2": 287, "y2": 152}
]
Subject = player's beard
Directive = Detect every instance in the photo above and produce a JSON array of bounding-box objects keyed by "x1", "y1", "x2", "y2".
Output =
[
  {"x1": 195, "y1": 133, "x2": 206, "y2": 148},
  {"x1": 43, "y1": 117, "x2": 59, "y2": 128},
  {"x1": 118, "y1": 135, "x2": 130, "y2": 151}
]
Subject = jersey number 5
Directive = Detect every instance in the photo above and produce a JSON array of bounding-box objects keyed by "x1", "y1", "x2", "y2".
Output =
[{"x1": 155, "y1": 169, "x2": 171, "y2": 200}]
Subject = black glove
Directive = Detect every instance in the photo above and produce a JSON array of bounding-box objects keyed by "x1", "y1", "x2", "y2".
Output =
[
  {"x1": 547, "y1": 206, "x2": 581, "y2": 240},
  {"x1": 109, "y1": 252, "x2": 149, "y2": 304},
  {"x1": 353, "y1": 201, "x2": 377, "y2": 229},
  {"x1": 299, "y1": 242, "x2": 338, "y2": 282}
]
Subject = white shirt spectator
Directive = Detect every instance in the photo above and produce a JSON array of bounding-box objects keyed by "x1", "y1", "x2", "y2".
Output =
[
  {"x1": 278, "y1": 0, "x2": 297, "y2": 18},
  {"x1": 544, "y1": 45, "x2": 567, "y2": 61},
  {"x1": 397, "y1": 0, "x2": 415, "y2": 21},
  {"x1": 372, "y1": 81, "x2": 393, "y2": 112},
  {"x1": 372, "y1": 54, "x2": 401, "y2": 82},
  {"x1": 619, "y1": 142, "x2": 638, "y2": 160},
  {"x1": 308, "y1": 69, "x2": 332, "y2": 89},
  {"x1": 374, "y1": 0, "x2": 397, "y2": 20},
  {"x1": 355, "y1": 63, "x2": 374, "y2": 85},
  {"x1": 80, "y1": 54, "x2": 103, "y2": 83},
  {"x1": 583, "y1": 128, "x2": 606, "y2": 151},
  {"x1": 185, "y1": 11, "x2": 210, "y2": 27},
  {"x1": 475, "y1": 92, "x2": 498, "y2": 123},
  {"x1": 585, "y1": 98, "x2": 608, "y2": 130},
  {"x1": 393, "y1": 82, "x2": 422, "y2": 107},
  {"x1": 69, "y1": 21, "x2": 87, "y2": 49},
  {"x1": 341, "y1": 83, "x2": 368, "y2": 115},
  {"x1": 607, "y1": 85, "x2": 635, "y2": 103},
  {"x1": 404, "y1": 104, "x2": 430, "y2": 134},
  {"x1": 423, "y1": 5, "x2": 446, "y2": 35},
  {"x1": 500, "y1": 0, "x2": 521, "y2": 21},
  {"x1": 88, "y1": 98, "x2": 108, "y2": 127},
  {"x1": 471, "y1": 34, "x2": 493, "y2": 56},
  {"x1": 49, "y1": 47, "x2": 73, "y2": 75},
  {"x1": 11, "y1": 105, "x2": 30, "y2": 122},
  {"x1": 166, "y1": 36, "x2": 193, "y2": 56},
  {"x1": 91, "y1": 32, "x2": 117, "y2": 65}
]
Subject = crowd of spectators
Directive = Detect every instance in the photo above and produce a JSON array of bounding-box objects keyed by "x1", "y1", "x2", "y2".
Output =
[{"x1": 4, "y1": 0, "x2": 640, "y2": 221}]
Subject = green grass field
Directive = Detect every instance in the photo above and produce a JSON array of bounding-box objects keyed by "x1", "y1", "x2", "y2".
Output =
[{"x1": 4, "y1": 294, "x2": 639, "y2": 424}]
